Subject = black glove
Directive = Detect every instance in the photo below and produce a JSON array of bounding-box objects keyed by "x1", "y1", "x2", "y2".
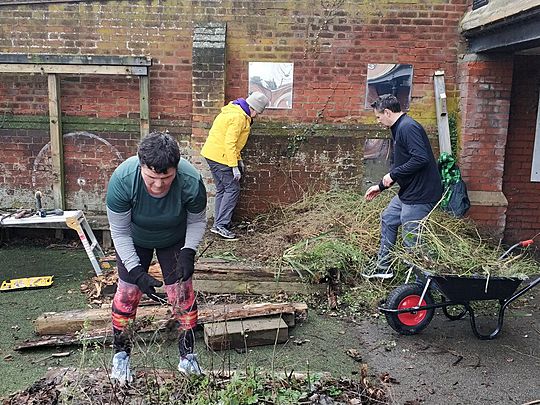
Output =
[
  {"x1": 176, "y1": 248, "x2": 196, "y2": 281},
  {"x1": 130, "y1": 265, "x2": 163, "y2": 299}
]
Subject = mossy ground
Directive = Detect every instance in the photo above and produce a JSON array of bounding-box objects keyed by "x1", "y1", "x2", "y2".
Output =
[{"x1": 0, "y1": 243, "x2": 369, "y2": 399}]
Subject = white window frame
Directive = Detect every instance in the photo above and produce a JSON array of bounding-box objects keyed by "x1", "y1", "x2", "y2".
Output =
[{"x1": 531, "y1": 91, "x2": 540, "y2": 181}]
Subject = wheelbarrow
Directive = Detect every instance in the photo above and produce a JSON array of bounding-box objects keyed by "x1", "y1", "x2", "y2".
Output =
[{"x1": 378, "y1": 240, "x2": 540, "y2": 340}]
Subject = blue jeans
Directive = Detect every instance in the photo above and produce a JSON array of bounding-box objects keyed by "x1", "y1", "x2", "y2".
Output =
[
  {"x1": 206, "y1": 158, "x2": 240, "y2": 229},
  {"x1": 377, "y1": 195, "x2": 435, "y2": 269}
]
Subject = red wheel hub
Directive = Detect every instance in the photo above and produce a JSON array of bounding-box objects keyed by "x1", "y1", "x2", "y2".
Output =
[{"x1": 397, "y1": 295, "x2": 428, "y2": 326}]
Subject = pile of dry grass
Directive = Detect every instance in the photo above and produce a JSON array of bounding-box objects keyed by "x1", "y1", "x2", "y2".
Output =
[
  {"x1": 393, "y1": 209, "x2": 539, "y2": 279},
  {"x1": 210, "y1": 190, "x2": 539, "y2": 281},
  {"x1": 241, "y1": 191, "x2": 389, "y2": 261}
]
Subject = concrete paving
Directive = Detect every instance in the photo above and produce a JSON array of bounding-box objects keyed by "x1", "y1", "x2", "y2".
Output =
[{"x1": 354, "y1": 290, "x2": 540, "y2": 404}]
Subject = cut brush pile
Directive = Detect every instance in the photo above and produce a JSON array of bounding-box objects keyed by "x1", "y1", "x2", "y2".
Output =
[
  {"x1": 218, "y1": 191, "x2": 539, "y2": 282},
  {"x1": 231, "y1": 191, "x2": 391, "y2": 283},
  {"x1": 392, "y1": 210, "x2": 539, "y2": 280}
]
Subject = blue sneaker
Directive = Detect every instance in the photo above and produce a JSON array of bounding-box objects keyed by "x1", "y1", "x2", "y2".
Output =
[
  {"x1": 111, "y1": 351, "x2": 133, "y2": 385},
  {"x1": 362, "y1": 266, "x2": 394, "y2": 280},
  {"x1": 178, "y1": 353, "x2": 202, "y2": 375},
  {"x1": 211, "y1": 226, "x2": 237, "y2": 240}
]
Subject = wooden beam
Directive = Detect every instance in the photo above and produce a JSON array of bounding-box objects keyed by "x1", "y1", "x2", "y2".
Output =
[
  {"x1": 0, "y1": 53, "x2": 151, "y2": 66},
  {"x1": 34, "y1": 302, "x2": 308, "y2": 336},
  {"x1": 192, "y1": 279, "x2": 325, "y2": 295},
  {"x1": 204, "y1": 316, "x2": 289, "y2": 351},
  {"x1": 433, "y1": 71, "x2": 452, "y2": 155},
  {"x1": 139, "y1": 75, "x2": 150, "y2": 138},
  {"x1": 146, "y1": 260, "x2": 325, "y2": 295},
  {"x1": 0, "y1": 64, "x2": 147, "y2": 76},
  {"x1": 0, "y1": 0, "x2": 97, "y2": 6},
  {"x1": 47, "y1": 74, "x2": 65, "y2": 209}
]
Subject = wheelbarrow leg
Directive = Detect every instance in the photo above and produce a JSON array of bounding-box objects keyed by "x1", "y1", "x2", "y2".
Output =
[
  {"x1": 467, "y1": 277, "x2": 540, "y2": 340},
  {"x1": 466, "y1": 302, "x2": 505, "y2": 340}
]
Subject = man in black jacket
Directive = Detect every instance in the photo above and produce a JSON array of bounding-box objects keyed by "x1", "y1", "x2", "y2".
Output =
[{"x1": 363, "y1": 94, "x2": 442, "y2": 279}]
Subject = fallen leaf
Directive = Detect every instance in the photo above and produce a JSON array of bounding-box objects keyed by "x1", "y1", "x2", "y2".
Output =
[{"x1": 346, "y1": 348, "x2": 363, "y2": 362}]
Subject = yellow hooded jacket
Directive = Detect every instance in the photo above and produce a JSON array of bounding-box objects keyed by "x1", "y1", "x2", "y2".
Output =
[{"x1": 201, "y1": 103, "x2": 252, "y2": 167}]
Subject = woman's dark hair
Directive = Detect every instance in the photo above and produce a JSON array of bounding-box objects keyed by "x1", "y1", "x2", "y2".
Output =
[
  {"x1": 370, "y1": 94, "x2": 402, "y2": 113},
  {"x1": 137, "y1": 131, "x2": 181, "y2": 173}
]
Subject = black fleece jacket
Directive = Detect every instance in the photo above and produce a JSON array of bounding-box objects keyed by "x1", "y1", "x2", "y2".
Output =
[{"x1": 386, "y1": 114, "x2": 442, "y2": 204}]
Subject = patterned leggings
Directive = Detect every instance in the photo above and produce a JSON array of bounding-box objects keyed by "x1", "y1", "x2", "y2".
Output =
[{"x1": 111, "y1": 240, "x2": 198, "y2": 356}]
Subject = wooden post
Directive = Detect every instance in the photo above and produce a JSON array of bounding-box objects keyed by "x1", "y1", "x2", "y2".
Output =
[
  {"x1": 139, "y1": 75, "x2": 150, "y2": 138},
  {"x1": 47, "y1": 73, "x2": 65, "y2": 210},
  {"x1": 433, "y1": 70, "x2": 452, "y2": 155}
]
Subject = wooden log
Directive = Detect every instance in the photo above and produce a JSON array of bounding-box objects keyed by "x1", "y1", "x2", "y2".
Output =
[
  {"x1": 204, "y1": 316, "x2": 288, "y2": 351},
  {"x1": 192, "y1": 279, "x2": 325, "y2": 295},
  {"x1": 34, "y1": 302, "x2": 308, "y2": 336},
  {"x1": 146, "y1": 261, "x2": 324, "y2": 296},
  {"x1": 15, "y1": 330, "x2": 112, "y2": 351},
  {"x1": 149, "y1": 259, "x2": 305, "y2": 282}
]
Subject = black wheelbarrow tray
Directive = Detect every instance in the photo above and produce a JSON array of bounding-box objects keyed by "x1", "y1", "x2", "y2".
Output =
[{"x1": 378, "y1": 242, "x2": 540, "y2": 340}]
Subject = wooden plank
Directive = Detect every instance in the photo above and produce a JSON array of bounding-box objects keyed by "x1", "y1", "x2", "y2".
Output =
[
  {"x1": 34, "y1": 302, "x2": 308, "y2": 336},
  {"x1": 0, "y1": 64, "x2": 147, "y2": 76},
  {"x1": 0, "y1": 210, "x2": 81, "y2": 229},
  {"x1": 47, "y1": 73, "x2": 65, "y2": 210},
  {"x1": 192, "y1": 279, "x2": 325, "y2": 295},
  {"x1": 0, "y1": 0, "x2": 94, "y2": 7},
  {"x1": 15, "y1": 331, "x2": 112, "y2": 351},
  {"x1": 204, "y1": 316, "x2": 288, "y2": 351},
  {"x1": 0, "y1": 53, "x2": 151, "y2": 66},
  {"x1": 146, "y1": 260, "x2": 321, "y2": 295},
  {"x1": 149, "y1": 260, "x2": 307, "y2": 282},
  {"x1": 433, "y1": 71, "x2": 452, "y2": 155},
  {"x1": 139, "y1": 75, "x2": 150, "y2": 138}
]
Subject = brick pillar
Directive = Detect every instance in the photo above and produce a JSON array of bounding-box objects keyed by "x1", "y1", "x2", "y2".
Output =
[
  {"x1": 457, "y1": 53, "x2": 514, "y2": 237},
  {"x1": 191, "y1": 22, "x2": 227, "y2": 217}
]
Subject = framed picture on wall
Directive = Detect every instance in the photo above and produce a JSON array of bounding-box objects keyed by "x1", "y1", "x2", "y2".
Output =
[
  {"x1": 248, "y1": 62, "x2": 294, "y2": 109},
  {"x1": 365, "y1": 63, "x2": 413, "y2": 111}
]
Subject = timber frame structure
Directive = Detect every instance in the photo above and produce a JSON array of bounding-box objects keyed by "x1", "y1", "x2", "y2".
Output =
[{"x1": 0, "y1": 53, "x2": 152, "y2": 209}]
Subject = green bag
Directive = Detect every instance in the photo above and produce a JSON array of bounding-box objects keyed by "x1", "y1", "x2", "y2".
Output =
[{"x1": 438, "y1": 152, "x2": 470, "y2": 217}]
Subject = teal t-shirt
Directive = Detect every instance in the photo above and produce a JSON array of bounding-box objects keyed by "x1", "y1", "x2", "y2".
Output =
[{"x1": 106, "y1": 156, "x2": 207, "y2": 248}]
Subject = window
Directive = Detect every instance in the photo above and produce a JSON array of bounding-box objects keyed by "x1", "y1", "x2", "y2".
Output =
[
  {"x1": 472, "y1": 0, "x2": 489, "y2": 11},
  {"x1": 530, "y1": 90, "x2": 540, "y2": 181}
]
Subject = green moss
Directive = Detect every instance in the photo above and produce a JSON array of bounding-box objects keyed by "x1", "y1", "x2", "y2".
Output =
[{"x1": 0, "y1": 114, "x2": 139, "y2": 132}]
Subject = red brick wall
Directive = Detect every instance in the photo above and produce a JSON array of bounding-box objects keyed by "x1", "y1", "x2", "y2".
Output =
[
  {"x1": 458, "y1": 55, "x2": 513, "y2": 192},
  {"x1": 503, "y1": 55, "x2": 540, "y2": 243},
  {"x1": 0, "y1": 0, "x2": 469, "y2": 215},
  {"x1": 457, "y1": 54, "x2": 514, "y2": 237},
  {"x1": 239, "y1": 131, "x2": 363, "y2": 216},
  {"x1": 0, "y1": 128, "x2": 139, "y2": 211}
]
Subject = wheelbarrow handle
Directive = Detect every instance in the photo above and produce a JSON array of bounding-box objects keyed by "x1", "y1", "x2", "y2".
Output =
[
  {"x1": 498, "y1": 239, "x2": 534, "y2": 260},
  {"x1": 519, "y1": 239, "x2": 534, "y2": 247}
]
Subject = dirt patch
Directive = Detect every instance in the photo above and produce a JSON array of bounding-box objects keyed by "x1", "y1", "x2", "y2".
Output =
[{"x1": 2, "y1": 366, "x2": 387, "y2": 404}]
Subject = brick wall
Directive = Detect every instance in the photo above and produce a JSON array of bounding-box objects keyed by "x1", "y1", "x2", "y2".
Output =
[
  {"x1": 503, "y1": 55, "x2": 540, "y2": 243},
  {"x1": 0, "y1": 0, "x2": 469, "y2": 216},
  {"x1": 0, "y1": 127, "x2": 139, "y2": 211},
  {"x1": 239, "y1": 129, "x2": 364, "y2": 216},
  {"x1": 457, "y1": 53, "x2": 514, "y2": 237}
]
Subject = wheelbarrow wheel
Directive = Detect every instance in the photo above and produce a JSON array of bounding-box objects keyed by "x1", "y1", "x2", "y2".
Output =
[
  {"x1": 441, "y1": 296, "x2": 468, "y2": 320},
  {"x1": 385, "y1": 283, "x2": 435, "y2": 335}
]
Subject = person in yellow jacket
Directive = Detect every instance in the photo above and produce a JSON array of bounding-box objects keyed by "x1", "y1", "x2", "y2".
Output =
[{"x1": 201, "y1": 91, "x2": 270, "y2": 239}]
